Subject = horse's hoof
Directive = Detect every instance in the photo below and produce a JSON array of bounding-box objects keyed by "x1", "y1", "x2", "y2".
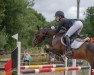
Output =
[{"x1": 45, "y1": 45, "x2": 50, "y2": 48}]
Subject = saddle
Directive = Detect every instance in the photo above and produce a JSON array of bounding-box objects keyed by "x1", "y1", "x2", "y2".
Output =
[{"x1": 61, "y1": 34, "x2": 89, "y2": 49}]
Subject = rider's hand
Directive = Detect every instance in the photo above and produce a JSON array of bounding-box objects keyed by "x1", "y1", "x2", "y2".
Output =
[
  {"x1": 51, "y1": 26, "x2": 55, "y2": 30},
  {"x1": 53, "y1": 35, "x2": 56, "y2": 39},
  {"x1": 83, "y1": 37, "x2": 90, "y2": 42}
]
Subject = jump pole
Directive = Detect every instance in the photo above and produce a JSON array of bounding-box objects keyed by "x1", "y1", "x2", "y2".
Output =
[
  {"x1": 12, "y1": 33, "x2": 21, "y2": 75},
  {"x1": 21, "y1": 66, "x2": 90, "y2": 74},
  {"x1": 72, "y1": 59, "x2": 76, "y2": 75},
  {"x1": 20, "y1": 64, "x2": 65, "y2": 69},
  {"x1": 92, "y1": 69, "x2": 94, "y2": 75},
  {"x1": 65, "y1": 57, "x2": 68, "y2": 75}
]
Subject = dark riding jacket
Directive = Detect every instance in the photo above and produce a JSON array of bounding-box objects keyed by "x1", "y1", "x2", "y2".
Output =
[{"x1": 56, "y1": 18, "x2": 79, "y2": 33}]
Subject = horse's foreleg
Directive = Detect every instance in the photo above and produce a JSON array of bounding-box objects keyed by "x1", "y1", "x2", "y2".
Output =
[
  {"x1": 44, "y1": 44, "x2": 65, "y2": 62},
  {"x1": 44, "y1": 45, "x2": 55, "y2": 53}
]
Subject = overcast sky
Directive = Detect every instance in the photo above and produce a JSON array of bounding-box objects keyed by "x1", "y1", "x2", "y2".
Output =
[{"x1": 33, "y1": 0, "x2": 94, "y2": 21}]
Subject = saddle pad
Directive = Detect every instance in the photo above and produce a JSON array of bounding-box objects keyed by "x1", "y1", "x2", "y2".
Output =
[
  {"x1": 61, "y1": 38, "x2": 84, "y2": 49},
  {"x1": 71, "y1": 40, "x2": 84, "y2": 49}
]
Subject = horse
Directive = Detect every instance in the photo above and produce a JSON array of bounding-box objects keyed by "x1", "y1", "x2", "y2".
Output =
[
  {"x1": 32, "y1": 26, "x2": 66, "y2": 62},
  {"x1": 32, "y1": 26, "x2": 94, "y2": 70}
]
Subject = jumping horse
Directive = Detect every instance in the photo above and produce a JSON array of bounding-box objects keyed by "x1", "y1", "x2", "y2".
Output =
[{"x1": 32, "y1": 26, "x2": 94, "y2": 71}]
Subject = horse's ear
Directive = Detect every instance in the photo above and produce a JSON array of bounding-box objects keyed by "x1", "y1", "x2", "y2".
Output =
[{"x1": 37, "y1": 25, "x2": 40, "y2": 30}]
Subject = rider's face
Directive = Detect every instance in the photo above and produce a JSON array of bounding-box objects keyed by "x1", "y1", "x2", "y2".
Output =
[{"x1": 55, "y1": 16, "x2": 61, "y2": 22}]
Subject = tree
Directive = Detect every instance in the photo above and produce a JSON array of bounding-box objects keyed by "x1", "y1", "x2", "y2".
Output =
[
  {"x1": 0, "y1": 0, "x2": 5, "y2": 28},
  {"x1": 0, "y1": 0, "x2": 49, "y2": 49},
  {"x1": 1, "y1": 0, "x2": 28, "y2": 35},
  {"x1": 86, "y1": 7, "x2": 94, "y2": 28},
  {"x1": 18, "y1": 8, "x2": 46, "y2": 48},
  {"x1": 0, "y1": 30, "x2": 7, "y2": 50},
  {"x1": 83, "y1": 6, "x2": 94, "y2": 37}
]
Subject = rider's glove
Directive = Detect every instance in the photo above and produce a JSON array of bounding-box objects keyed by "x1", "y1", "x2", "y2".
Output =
[
  {"x1": 51, "y1": 26, "x2": 55, "y2": 30},
  {"x1": 53, "y1": 35, "x2": 56, "y2": 39}
]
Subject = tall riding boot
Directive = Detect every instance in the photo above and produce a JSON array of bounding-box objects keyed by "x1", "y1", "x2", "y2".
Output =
[{"x1": 64, "y1": 35, "x2": 73, "y2": 55}]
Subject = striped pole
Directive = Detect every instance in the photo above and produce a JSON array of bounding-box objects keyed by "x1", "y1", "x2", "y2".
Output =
[
  {"x1": 21, "y1": 66, "x2": 90, "y2": 74},
  {"x1": 92, "y1": 69, "x2": 94, "y2": 75},
  {"x1": 20, "y1": 64, "x2": 64, "y2": 69}
]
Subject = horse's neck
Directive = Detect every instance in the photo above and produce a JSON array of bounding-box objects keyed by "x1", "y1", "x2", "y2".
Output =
[
  {"x1": 47, "y1": 29, "x2": 65, "y2": 40},
  {"x1": 48, "y1": 30, "x2": 56, "y2": 36}
]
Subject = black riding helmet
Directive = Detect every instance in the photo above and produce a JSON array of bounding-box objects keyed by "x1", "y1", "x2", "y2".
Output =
[{"x1": 55, "y1": 11, "x2": 65, "y2": 18}]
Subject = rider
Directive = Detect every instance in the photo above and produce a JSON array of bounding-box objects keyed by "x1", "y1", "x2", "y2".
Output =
[{"x1": 55, "y1": 11, "x2": 83, "y2": 55}]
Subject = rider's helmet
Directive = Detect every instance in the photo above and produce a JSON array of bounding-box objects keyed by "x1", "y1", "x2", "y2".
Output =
[{"x1": 55, "y1": 11, "x2": 65, "y2": 18}]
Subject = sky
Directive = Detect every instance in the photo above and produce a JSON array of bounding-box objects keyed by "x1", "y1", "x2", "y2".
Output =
[{"x1": 33, "y1": 0, "x2": 94, "y2": 21}]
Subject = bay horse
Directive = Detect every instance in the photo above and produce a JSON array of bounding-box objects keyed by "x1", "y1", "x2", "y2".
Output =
[{"x1": 32, "y1": 26, "x2": 94, "y2": 69}]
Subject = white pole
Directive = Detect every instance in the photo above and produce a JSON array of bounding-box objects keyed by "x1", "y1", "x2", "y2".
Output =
[
  {"x1": 88, "y1": 63, "x2": 91, "y2": 75},
  {"x1": 17, "y1": 41, "x2": 21, "y2": 75},
  {"x1": 72, "y1": 59, "x2": 76, "y2": 75},
  {"x1": 65, "y1": 57, "x2": 68, "y2": 75}
]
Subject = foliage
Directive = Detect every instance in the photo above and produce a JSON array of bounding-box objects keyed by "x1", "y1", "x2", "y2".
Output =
[
  {"x1": 0, "y1": 0, "x2": 47, "y2": 50},
  {"x1": 82, "y1": 6, "x2": 94, "y2": 37},
  {"x1": 0, "y1": 29, "x2": 7, "y2": 50},
  {"x1": 0, "y1": 0, "x2": 5, "y2": 28}
]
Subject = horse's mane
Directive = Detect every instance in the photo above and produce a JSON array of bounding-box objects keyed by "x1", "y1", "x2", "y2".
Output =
[{"x1": 39, "y1": 26, "x2": 66, "y2": 38}]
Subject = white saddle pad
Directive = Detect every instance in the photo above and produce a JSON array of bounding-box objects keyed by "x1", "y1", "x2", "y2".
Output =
[
  {"x1": 61, "y1": 38, "x2": 84, "y2": 49},
  {"x1": 71, "y1": 40, "x2": 84, "y2": 49}
]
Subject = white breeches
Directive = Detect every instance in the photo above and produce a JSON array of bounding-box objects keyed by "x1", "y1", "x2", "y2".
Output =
[{"x1": 65, "y1": 21, "x2": 83, "y2": 37}]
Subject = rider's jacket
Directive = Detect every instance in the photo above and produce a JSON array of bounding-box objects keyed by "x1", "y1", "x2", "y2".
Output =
[{"x1": 55, "y1": 18, "x2": 80, "y2": 33}]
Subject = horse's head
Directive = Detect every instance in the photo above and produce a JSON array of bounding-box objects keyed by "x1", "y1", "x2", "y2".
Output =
[{"x1": 32, "y1": 26, "x2": 55, "y2": 47}]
